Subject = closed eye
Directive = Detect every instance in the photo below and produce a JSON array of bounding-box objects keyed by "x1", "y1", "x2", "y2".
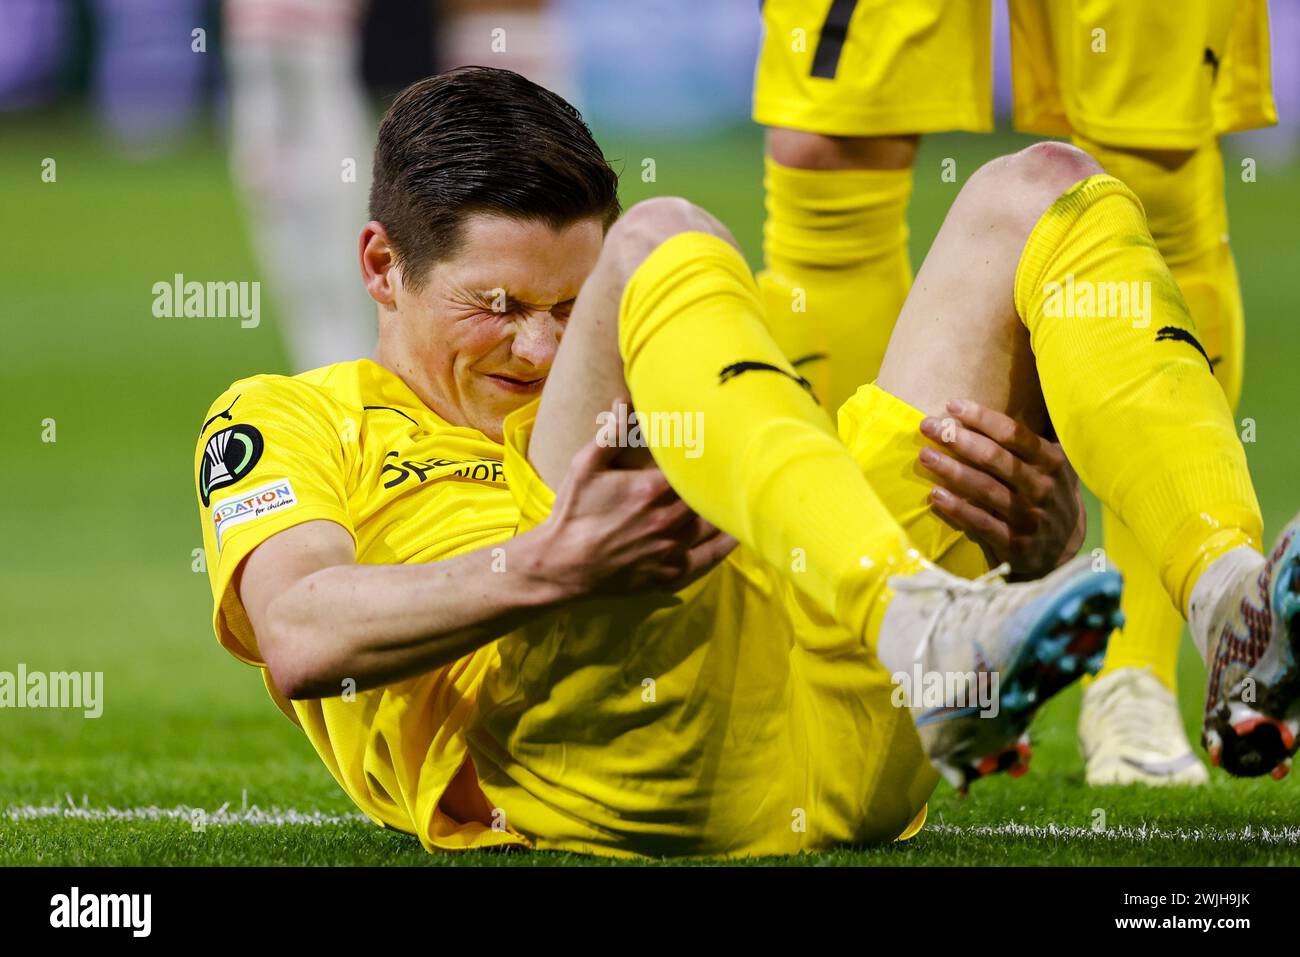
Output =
[{"x1": 462, "y1": 293, "x2": 576, "y2": 319}]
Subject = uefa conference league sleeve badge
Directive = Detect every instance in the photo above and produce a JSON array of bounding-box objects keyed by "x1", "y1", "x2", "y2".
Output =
[{"x1": 199, "y1": 424, "x2": 265, "y2": 507}]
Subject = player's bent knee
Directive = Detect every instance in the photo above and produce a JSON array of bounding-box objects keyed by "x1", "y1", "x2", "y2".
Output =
[
  {"x1": 605, "y1": 197, "x2": 737, "y2": 280},
  {"x1": 1011, "y1": 141, "x2": 1104, "y2": 193},
  {"x1": 961, "y1": 142, "x2": 1105, "y2": 239}
]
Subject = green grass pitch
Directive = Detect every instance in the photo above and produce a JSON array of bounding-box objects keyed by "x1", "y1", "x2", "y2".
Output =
[{"x1": 2, "y1": 113, "x2": 1299, "y2": 866}]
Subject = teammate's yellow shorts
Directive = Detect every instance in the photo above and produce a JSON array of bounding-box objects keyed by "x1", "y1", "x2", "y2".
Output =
[
  {"x1": 753, "y1": 0, "x2": 1276, "y2": 147},
  {"x1": 464, "y1": 384, "x2": 986, "y2": 858}
]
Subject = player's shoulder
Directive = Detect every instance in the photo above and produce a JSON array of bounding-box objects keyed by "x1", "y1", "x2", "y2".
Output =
[
  {"x1": 200, "y1": 360, "x2": 371, "y2": 428},
  {"x1": 194, "y1": 363, "x2": 370, "y2": 507}
]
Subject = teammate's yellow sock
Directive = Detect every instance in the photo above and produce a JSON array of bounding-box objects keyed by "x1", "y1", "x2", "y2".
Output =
[
  {"x1": 1093, "y1": 511, "x2": 1185, "y2": 690},
  {"x1": 1073, "y1": 137, "x2": 1248, "y2": 687},
  {"x1": 619, "y1": 231, "x2": 923, "y2": 644},
  {"x1": 1015, "y1": 174, "x2": 1262, "y2": 617},
  {"x1": 758, "y1": 157, "x2": 913, "y2": 410}
]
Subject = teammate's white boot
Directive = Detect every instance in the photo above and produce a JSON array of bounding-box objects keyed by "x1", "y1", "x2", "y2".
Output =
[
  {"x1": 1078, "y1": 667, "x2": 1208, "y2": 786},
  {"x1": 879, "y1": 554, "x2": 1123, "y2": 790},
  {"x1": 1196, "y1": 517, "x2": 1300, "y2": 779}
]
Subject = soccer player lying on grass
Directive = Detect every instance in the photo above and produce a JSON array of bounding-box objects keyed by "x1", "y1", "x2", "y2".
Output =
[{"x1": 195, "y1": 68, "x2": 1299, "y2": 859}]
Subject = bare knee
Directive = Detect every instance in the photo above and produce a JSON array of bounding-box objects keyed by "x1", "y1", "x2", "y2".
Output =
[
  {"x1": 1011, "y1": 140, "x2": 1104, "y2": 194},
  {"x1": 613, "y1": 196, "x2": 735, "y2": 245},
  {"x1": 767, "y1": 127, "x2": 920, "y2": 171},
  {"x1": 962, "y1": 141, "x2": 1104, "y2": 236},
  {"x1": 603, "y1": 196, "x2": 738, "y2": 281}
]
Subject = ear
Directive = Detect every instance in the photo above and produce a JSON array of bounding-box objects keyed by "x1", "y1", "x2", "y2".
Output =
[{"x1": 359, "y1": 221, "x2": 400, "y2": 306}]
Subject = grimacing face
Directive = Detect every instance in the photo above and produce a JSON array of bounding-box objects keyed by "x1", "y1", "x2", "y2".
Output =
[{"x1": 375, "y1": 213, "x2": 606, "y2": 442}]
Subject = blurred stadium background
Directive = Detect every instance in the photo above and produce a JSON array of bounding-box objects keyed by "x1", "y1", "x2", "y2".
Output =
[{"x1": 2, "y1": 0, "x2": 1299, "y2": 865}]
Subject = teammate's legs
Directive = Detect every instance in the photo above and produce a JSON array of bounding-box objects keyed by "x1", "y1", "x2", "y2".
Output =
[
  {"x1": 759, "y1": 130, "x2": 918, "y2": 409},
  {"x1": 752, "y1": 0, "x2": 992, "y2": 410}
]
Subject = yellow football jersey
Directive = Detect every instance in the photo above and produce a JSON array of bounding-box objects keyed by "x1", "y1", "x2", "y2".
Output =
[
  {"x1": 195, "y1": 358, "x2": 528, "y2": 851},
  {"x1": 196, "y1": 360, "x2": 944, "y2": 859}
]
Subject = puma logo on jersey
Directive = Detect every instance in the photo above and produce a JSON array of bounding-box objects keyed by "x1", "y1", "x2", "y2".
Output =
[
  {"x1": 1203, "y1": 47, "x2": 1220, "y2": 79},
  {"x1": 200, "y1": 394, "x2": 240, "y2": 436}
]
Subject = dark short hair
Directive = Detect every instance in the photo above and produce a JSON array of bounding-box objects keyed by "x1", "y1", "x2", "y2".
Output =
[{"x1": 369, "y1": 66, "x2": 621, "y2": 289}]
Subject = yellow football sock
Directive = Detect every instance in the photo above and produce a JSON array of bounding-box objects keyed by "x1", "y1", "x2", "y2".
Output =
[
  {"x1": 1073, "y1": 136, "x2": 1248, "y2": 689},
  {"x1": 758, "y1": 157, "x2": 913, "y2": 410},
  {"x1": 1094, "y1": 512, "x2": 1186, "y2": 689},
  {"x1": 619, "y1": 231, "x2": 923, "y2": 645},
  {"x1": 1015, "y1": 174, "x2": 1262, "y2": 618}
]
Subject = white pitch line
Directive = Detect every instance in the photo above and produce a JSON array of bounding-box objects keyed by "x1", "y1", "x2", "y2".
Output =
[
  {"x1": 4, "y1": 801, "x2": 367, "y2": 827},
  {"x1": 6, "y1": 804, "x2": 1300, "y2": 845},
  {"x1": 925, "y1": 822, "x2": 1300, "y2": 844}
]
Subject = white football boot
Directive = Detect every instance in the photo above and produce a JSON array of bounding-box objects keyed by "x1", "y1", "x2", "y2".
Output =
[
  {"x1": 880, "y1": 554, "x2": 1122, "y2": 790},
  {"x1": 1078, "y1": 667, "x2": 1208, "y2": 786},
  {"x1": 1197, "y1": 517, "x2": 1300, "y2": 779}
]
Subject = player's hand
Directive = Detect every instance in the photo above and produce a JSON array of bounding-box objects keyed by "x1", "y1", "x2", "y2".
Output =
[
  {"x1": 917, "y1": 399, "x2": 1085, "y2": 580},
  {"x1": 535, "y1": 431, "x2": 737, "y2": 597}
]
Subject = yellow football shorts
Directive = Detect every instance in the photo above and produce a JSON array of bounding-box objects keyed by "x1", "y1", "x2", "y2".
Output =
[
  {"x1": 754, "y1": 0, "x2": 1276, "y2": 147},
  {"x1": 463, "y1": 383, "x2": 985, "y2": 858}
]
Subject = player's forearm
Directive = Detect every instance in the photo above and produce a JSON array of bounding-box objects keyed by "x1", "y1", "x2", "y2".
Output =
[{"x1": 262, "y1": 529, "x2": 577, "y2": 698}]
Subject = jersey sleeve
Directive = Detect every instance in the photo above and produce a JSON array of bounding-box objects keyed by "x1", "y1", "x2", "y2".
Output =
[{"x1": 194, "y1": 376, "x2": 356, "y2": 665}]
